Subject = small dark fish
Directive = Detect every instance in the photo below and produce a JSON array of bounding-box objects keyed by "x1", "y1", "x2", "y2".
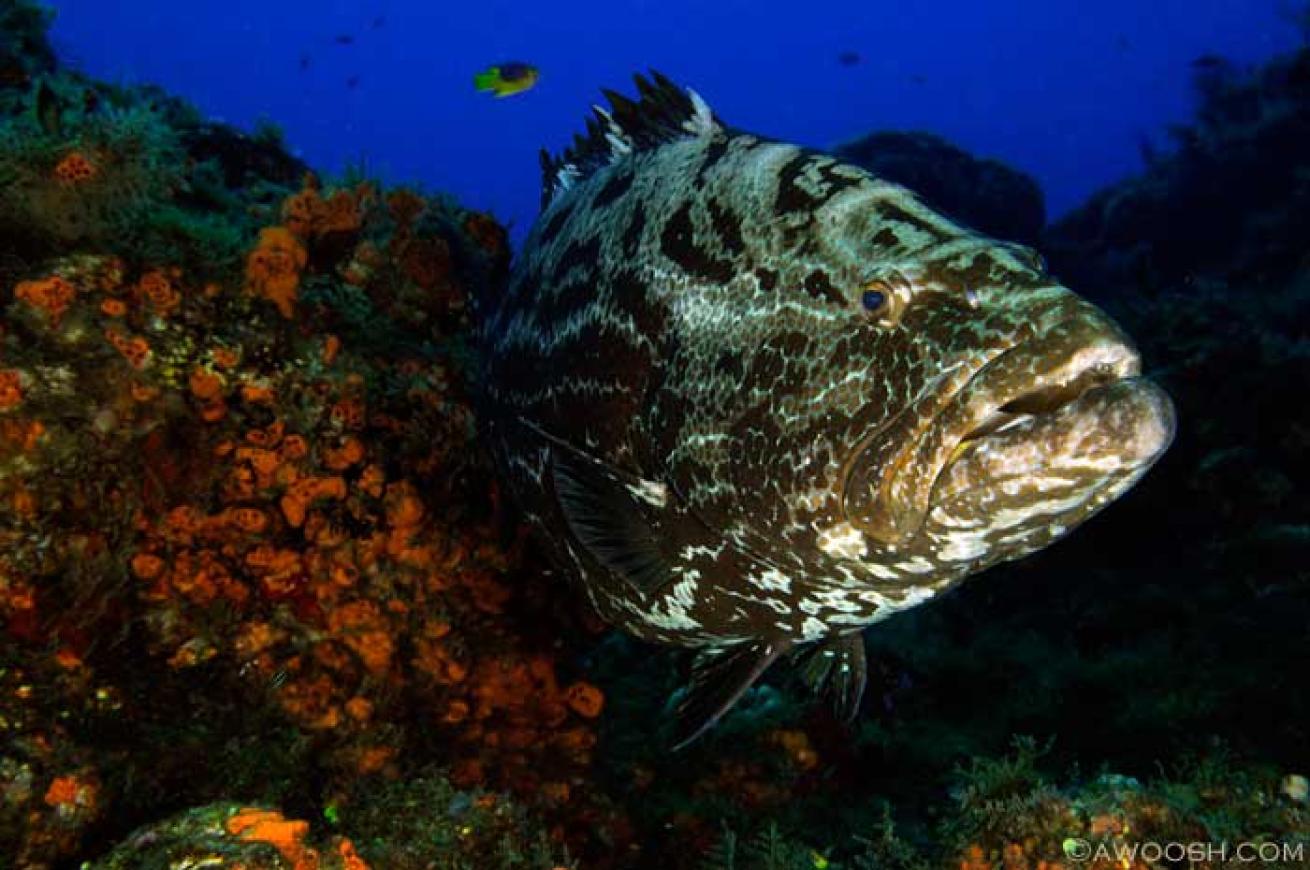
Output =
[
  {"x1": 371, "y1": 15, "x2": 386, "y2": 28},
  {"x1": 837, "y1": 50, "x2": 862, "y2": 67},
  {"x1": 334, "y1": 34, "x2": 355, "y2": 46},
  {"x1": 346, "y1": 75, "x2": 361, "y2": 89},
  {"x1": 1114, "y1": 34, "x2": 1131, "y2": 53},
  {"x1": 909, "y1": 73, "x2": 927, "y2": 85},
  {"x1": 299, "y1": 52, "x2": 312, "y2": 72},
  {"x1": 1191, "y1": 53, "x2": 1229, "y2": 69},
  {"x1": 481, "y1": 71, "x2": 1175, "y2": 748}
]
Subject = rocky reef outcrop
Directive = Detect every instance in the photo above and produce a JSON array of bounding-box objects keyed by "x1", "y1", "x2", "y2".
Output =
[{"x1": 832, "y1": 130, "x2": 1047, "y2": 245}]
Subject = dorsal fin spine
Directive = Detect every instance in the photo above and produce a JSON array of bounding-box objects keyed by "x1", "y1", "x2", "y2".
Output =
[{"x1": 539, "y1": 70, "x2": 723, "y2": 208}]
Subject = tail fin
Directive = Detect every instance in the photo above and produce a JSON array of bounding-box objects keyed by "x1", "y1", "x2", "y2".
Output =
[{"x1": 473, "y1": 69, "x2": 499, "y2": 93}]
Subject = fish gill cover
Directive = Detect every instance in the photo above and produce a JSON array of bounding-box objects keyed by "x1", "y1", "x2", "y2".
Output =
[{"x1": 0, "y1": 1, "x2": 1306, "y2": 868}]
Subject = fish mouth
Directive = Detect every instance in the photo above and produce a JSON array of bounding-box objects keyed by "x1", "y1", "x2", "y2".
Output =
[
  {"x1": 843, "y1": 313, "x2": 1175, "y2": 546},
  {"x1": 952, "y1": 337, "x2": 1142, "y2": 450}
]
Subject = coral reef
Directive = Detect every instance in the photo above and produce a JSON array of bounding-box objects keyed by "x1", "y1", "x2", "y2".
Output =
[
  {"x1": 0, "y1": 4, "x2": 620, "y2": 866},
  {"x1": 831, "y1": 130, "x2": 1047, "y2": 245},
  {"x1": 696, "y1": 739, "x2": 1309, "y2": 869},
  {"x1": 90, "y1": 786, "x2": 572, "y2": 870},
  {"x1": 1044, "y1": 48, "x2": 1310, "y2": 296},
  {"x1": 90, "y1": 803, "x2": 368, "y2": 870},
  {"x1": 1, "y1": 2, "x2": 1309, "y2": 867}
]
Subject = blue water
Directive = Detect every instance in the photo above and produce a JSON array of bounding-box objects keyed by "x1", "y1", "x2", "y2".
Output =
[{"x1": 46, "y1": 0, "x2": 1303, "y2": 236}]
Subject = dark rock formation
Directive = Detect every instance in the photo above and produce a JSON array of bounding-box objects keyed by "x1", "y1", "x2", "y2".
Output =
[
  {"x1": 832, "y1": 130, "x2": 1047, "y2": 245},
  {"x1": 1044, "y1": 50, "x2": 1310, "y2": 297}
]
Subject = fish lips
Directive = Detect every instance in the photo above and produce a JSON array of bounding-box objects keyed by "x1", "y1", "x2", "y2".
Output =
[
  {"x1": 842, "y1": 315, "x2": 1175, "y2": 546},
  {"x1": 933, "y1": 376, "x2": 1176, "y2": 505}
]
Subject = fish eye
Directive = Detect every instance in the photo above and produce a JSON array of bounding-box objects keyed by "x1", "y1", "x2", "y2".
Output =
[
  {"x1": 861, "y1": 288, "x2": 887, "y2": 313},
  {"x1": 858, "y1": 274, "x2": 909, "y2": 324}
]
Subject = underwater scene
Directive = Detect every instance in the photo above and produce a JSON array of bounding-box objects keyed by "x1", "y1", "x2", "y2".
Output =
[{"x1": 1, "y1": 0, "x2": 1309, "y2": 867}]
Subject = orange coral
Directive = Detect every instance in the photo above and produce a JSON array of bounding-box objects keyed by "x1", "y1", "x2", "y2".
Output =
[
  {"x1": 280, "y1": 434, "x2": 308, "y2": 460},
  {"x1": 337, "y1": 839, "x2": 369, "y2": 870},
  {"x1": 357, "y1": 464, "x2": 384, "y2": 497},
  {"x1": 324, "y1": 435, "x2": 364, "y2": 471},
  {"x1": 280, "y1": 476, "x2": 346, "y2": 527},
  {"x1": 401, "y1": 236, "x2": 452, "y2": 290},
  {"x1": 328, "y1": 600, "x2": 394, "y2": 675},
  {"x1": 0, "y1": 370, "x2": 23, "y2": 411},
  {"x1": 131, "y1": 552, "x2": 165, "y2": 580},
  {"x1": 282, "y1": 176, "x2": 370, "y2": 240},
  {"x1": 386, "y1": 188, "x2": 426, "y2": 228},
  {"x1": 769, "y1": 729, "x2": 819, "y2": 771},
  {"x1": 52, "y1": 151, "x2": 97, "y2": 183},
  {"x1": 246, "y1": 226, "x2": 307, "y2": 318},
  {"x1": 241, "y1": 382, "x2": 276, "y2": 404},
  {"x1": 0, "y1": 418, "x2": 44, "y2": 452},
  {"x1": 329, "y1": 397, "x2": 366, "y2": 429},
  {"x1": 465, "y1": 211, "x2": 507, "y2": 255},
  {"x1": 211, "y1": 346, "x2": 240, "y2": 368},
  {"x1": 959, "y1": 844, "x2": 990, "y2": 870},
  {"x1": 198, "y1": 398, "x2": 228, "y2": 422},
  {"x1": 104, "y1": 327, "x2": 151, "y2": 368},
  {"x1": 43, "y1": 774, "x2": 97, "y2": 818},
  {"x1": 563, "y1": 681, "x2": 605, "y2": 719},
  {"x1": 11, "y1": 485, "x2": 37, "y2": 517},
  {"x1": 189, "y1": 367, "x2": 224, "y2": 400},
  {"x1": 137, "y1": 269, "x2": 181, "y2": 316},
  {"x1": 99, "y1": 298, "x2": 126, "y2": 317},
  {"x1": 15, "y1": 275, "x2": 77, "y2": 323},
  {"x1": 226, "y1": 507, "x2": 269, "y2": 534},
  {"x1": 384, "y1": 482, "x2": 424, "y2": 529},
  {"x1": 43, "y1": 776, "x2": 80, "y2": 807},
  {"x1": 322, "y1": 334, "x2": 341, "y2": 365},
  {"x1": 226, "y1": 808, "x2": 318, "y2": 868},
  {"x1": 234, "y1": 620, "x2": 286, "y2": 659}
]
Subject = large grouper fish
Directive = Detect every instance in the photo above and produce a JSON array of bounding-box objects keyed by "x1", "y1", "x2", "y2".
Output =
[{"x1": 477, "y1": 72, "x2": 1175, "y2": 747}]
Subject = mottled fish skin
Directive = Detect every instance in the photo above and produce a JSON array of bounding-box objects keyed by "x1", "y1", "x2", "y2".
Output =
[{"x1": 478, "y1": 73, "x2": 1174, "y2": 734}]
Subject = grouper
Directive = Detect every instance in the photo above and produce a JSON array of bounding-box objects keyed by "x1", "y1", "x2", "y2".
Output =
[{"x1": 477, "y1": 72, "x2": 1175, "y2": 747}]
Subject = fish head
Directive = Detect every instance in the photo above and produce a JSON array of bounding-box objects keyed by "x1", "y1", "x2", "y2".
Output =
[
  {"x1": 819, "y1": 210, "x2": 1175, "y2": 571},
  {"x1": 711, "y1": 149, "x2": 1172, "y2": 579}
]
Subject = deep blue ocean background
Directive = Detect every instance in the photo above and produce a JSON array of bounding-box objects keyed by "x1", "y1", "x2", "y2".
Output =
[
  {"x1": 6, "y1": 0, "x2": 1310, "y2": 864},
  {"x1": 45, "y1": 0, "x2": 1304, "y2": 237}
]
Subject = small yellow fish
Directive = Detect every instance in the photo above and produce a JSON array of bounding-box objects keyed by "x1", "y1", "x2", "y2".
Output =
[{"x1": 474, "y1": 62, "x2": 539, "y2": 98}]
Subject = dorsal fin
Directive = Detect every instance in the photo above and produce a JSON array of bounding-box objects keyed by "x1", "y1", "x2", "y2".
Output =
[{"x1": 539, "y1": 70, "x2": 723, "y2": 209}]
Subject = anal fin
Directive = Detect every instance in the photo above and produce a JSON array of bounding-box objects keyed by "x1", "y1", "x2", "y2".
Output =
[
  {"x1": 792, "y1": 633, "x2": 868, "y2": 723},
  {"x1": 671, "y1": 639, "x2": 790, "y2": 750}
]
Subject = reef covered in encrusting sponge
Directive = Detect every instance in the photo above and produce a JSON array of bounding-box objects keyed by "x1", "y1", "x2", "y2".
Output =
[
  {"x1": 0, "y1": 1, "x2": 1308, "y2": 867},
  {"x1": 0, "y1": 3, "x2": 627, "y2": 866}
]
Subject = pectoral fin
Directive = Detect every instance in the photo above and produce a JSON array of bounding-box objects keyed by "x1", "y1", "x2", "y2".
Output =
[
  {"x1": 551, "y1": 447, "x2": 678, "y2": 594},
  {"x1": 792, "y1": 633, "x2": 868, "y2": 723},
  {"x1": 671, "y1": 639, "x2": 791, "y2": 750}
]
